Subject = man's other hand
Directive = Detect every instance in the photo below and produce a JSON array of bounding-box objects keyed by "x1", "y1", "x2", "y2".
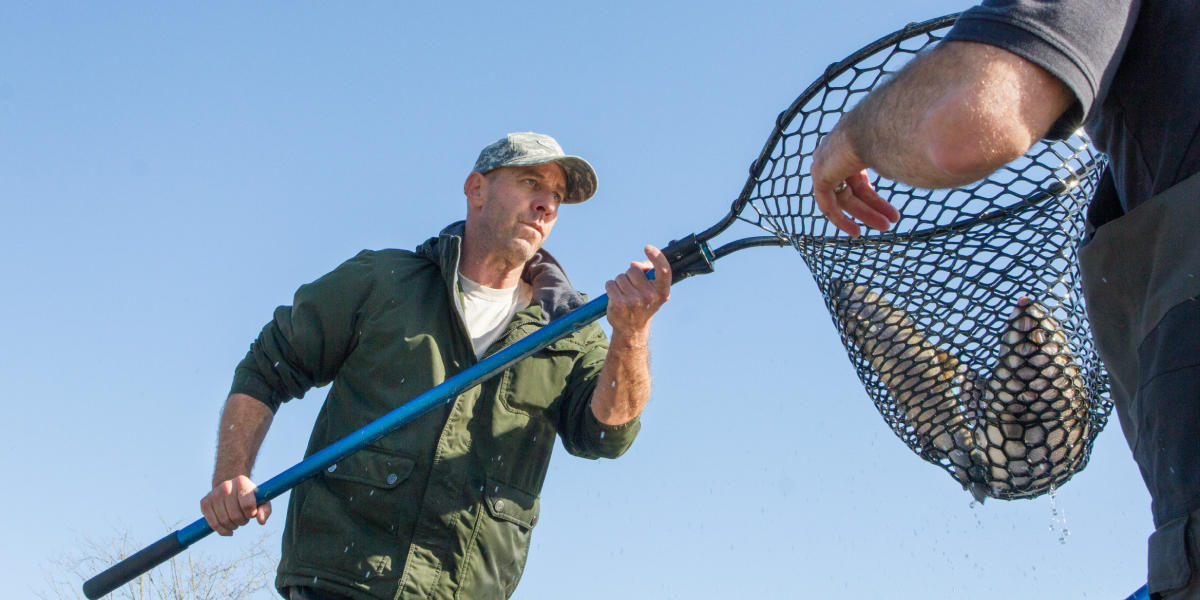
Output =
[{"x1": 200, "y1": 475, "x2": 271, "y2": 536}]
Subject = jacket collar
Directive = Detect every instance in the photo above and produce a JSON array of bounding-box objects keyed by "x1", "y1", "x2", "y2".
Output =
[{"x1": 418, "y1": 221, "x2": 588, "y2": 322}]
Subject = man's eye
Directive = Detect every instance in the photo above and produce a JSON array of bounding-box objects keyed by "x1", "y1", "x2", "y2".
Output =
[{"x1": 553, "y1": 192, "x2": 562, "y2": 202}]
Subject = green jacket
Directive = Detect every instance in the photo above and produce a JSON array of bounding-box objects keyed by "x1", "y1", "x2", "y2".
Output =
[{"x1": 230, "y1": 222, "x2": 640, "y2": 600}]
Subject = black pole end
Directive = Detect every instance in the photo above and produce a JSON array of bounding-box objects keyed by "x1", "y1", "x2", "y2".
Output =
[{"x1": 83, "y1": 532, "x2": 185, "y2": 599}]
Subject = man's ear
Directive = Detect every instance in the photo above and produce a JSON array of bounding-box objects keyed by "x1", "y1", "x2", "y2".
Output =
[{"x1": 464, "y1": 172, "x2": 486, "y2": 210}]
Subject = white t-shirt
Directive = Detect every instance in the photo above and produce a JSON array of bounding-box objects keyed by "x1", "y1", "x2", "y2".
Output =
[{"x1": 456, "y1": 272, "x2": 533, "y2": 359}]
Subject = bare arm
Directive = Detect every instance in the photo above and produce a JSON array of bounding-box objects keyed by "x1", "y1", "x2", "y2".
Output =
[
  {"x1": 811, "y1": 40, "x2": 1075, "y2": 236},
  {"x1": 589, "y1": 246, "x2": 671, "y2": 425},
  {"x1": 199, "y1": 393, "x2": 275, "y2": 536}
]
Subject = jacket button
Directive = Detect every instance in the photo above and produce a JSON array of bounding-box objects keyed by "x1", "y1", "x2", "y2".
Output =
[
  {"x1": 494, "y1": 500, "x2": 505, "y2": 512},
  {"x1": 386, "y1": 473, "x2": 399, "y2": 485}
]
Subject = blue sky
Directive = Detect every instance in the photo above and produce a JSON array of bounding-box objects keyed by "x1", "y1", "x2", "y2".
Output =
[{"x1": 3, "y1": 2, "x2": 1150, "y2": 599}]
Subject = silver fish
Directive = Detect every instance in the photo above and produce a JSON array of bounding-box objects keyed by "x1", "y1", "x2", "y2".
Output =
[
  {"x1": 980, "y1": 297, "x2": 1089, "y2": 497},
  {"x1": 832, "y1": 282, "x2": 990, "y2": 500}
]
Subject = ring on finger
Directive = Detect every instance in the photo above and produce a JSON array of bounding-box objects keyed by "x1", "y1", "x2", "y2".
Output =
[{"x1": 833, "y1": 181, "x2": 847, "y2": 193}]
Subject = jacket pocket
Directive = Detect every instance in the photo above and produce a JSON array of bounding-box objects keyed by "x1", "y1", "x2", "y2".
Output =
[
  {"x1": 291, "y1": 446, "x2": 416, "y2": 579},
  {"x1": 499, "y1": 339, "x2": 583, "y2": 417},
  {"x1": 483, "y1": 480, "x2": 540, "y2": 529},
  {"x1": 457, "y1": 480, "x2": 540, "y2": 599},
  {"x1": 322, "y1": 446, "x2": 416, "y2": 534}
]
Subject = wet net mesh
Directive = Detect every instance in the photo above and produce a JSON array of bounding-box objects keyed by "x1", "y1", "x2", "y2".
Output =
[{"x1": 735, "y1": 15, "x2": 1112, "y2": 500}]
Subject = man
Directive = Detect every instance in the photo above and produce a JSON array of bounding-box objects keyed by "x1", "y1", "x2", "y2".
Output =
[
  {"x1": 199, "y1": 132, "x2": 671, "y2": 599},
  {"x1": 811, "y1": 2, "x2": 1200, "y2": 597}
]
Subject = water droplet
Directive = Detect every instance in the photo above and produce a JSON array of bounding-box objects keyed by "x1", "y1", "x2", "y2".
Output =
[
  {"x1": 532, "y1": 436, "x2": 537, "y2": 442},
  {"x1": 327, "y1": 464, "x2": 338, "y2": 473},
  {"x1": 369, "y1": 489, "x2": 375, "y2": 496},
  {"x1": 611, "y1": 380, "x2": 616, "y2": 387},
  {"x1": 344, "y1": 546, "x2": 349, "y2": 553},
  {"x1": 494, "y1": 486, "x2": 499, "y2": 493},
  {"x1": 273, "y1": 361, "x2": 280, "y2": 368},
  {"x1": 468, "y1": 505, "x2": 474, "y2": 513},
  {"x1": 1047, "y1": 488, "x2": 1069, "y2": 543},
  {"x1": 600, "y1": 431, "x2": 606, "y2": 439}
]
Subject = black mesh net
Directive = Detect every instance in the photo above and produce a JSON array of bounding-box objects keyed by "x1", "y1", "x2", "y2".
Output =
[{"x1": 737, "y1": 16, "x2": 1111, "y2": 500}]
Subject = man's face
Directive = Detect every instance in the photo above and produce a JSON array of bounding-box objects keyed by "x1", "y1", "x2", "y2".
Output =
[{"x1": 467, "y1": 162, "x2": 567, "y2": 265}]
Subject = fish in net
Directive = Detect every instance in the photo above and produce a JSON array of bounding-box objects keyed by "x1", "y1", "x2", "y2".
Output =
[{"x1": 833, "y1": 284, "x2": 1091, "y2": 500}]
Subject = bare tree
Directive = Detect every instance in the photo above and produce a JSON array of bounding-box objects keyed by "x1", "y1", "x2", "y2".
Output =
[{"x1": 37, "y1": 527, "x2": 276, "y2": 600}]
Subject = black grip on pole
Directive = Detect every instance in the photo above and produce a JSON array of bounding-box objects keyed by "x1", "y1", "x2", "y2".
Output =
[
  {"x1": 83, "y1": 531, "x2": 185, "y2": 599},
  {"x1": 661, "y1": 234, "x2": 714, "y2": 284}
]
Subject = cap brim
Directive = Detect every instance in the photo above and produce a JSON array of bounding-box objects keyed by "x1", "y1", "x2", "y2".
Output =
[
  {"x1": 500, "y1": 154, "x2": 597, "y2": 204},
  {"x1": 555, "y1": 156, "x2": 597, "y2": 204}
]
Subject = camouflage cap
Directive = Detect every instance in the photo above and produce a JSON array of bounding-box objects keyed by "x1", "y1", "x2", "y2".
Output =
[{"x1": 472, "y1": 132, "x2": 598, "y2": 204}]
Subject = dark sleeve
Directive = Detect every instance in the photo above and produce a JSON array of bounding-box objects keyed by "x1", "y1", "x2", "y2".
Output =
[
  {"x1": 945, "y1": 0, "x2": 1140, "y2": 137},
  {"x1": 557, "y1": 322, "x2": 642, "y2": 459},
  {"x1": 229, "y1": 250, "x2": 378, "y2": 412}
]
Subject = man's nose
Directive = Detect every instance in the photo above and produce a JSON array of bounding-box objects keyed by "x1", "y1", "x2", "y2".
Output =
[{"x1": 534, "y1": 194, "x2": 557, "y2": 215}]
